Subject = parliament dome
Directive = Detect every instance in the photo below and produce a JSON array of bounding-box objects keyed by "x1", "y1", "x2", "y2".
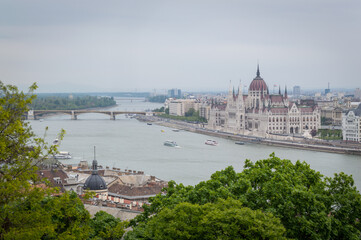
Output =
[{"x1": 249, "y1": 65, "x2": 268, "y2": 92}]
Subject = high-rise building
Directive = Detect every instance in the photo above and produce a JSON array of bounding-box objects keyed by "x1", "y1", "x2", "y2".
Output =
[
  {"x1": 168, "y1": 88, "x2": 182, "y2": 98},
  {"x1": 325, "y1": 83, "x2": 331, "y2": 95},
  {"x1": 293, "y1": 86, "x2": 301, "y2": 97}
]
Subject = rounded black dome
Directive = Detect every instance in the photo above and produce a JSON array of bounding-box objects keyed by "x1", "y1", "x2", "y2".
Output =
[
  {"x1": 83, "y1": 158, "x2": 107, "y2": 190},
  {"x1": 83, "y1": 173, "x2": 107, "y2": 190}
]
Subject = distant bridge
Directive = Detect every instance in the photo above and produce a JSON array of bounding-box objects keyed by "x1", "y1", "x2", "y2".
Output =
[{"x1": 27, "y1": 110, "x2": 158, "y2": 120}]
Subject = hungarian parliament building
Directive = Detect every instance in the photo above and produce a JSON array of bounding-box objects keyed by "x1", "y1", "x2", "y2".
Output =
[{"x1": 207, "y1": 66, "x2": 321, "y2": 138}]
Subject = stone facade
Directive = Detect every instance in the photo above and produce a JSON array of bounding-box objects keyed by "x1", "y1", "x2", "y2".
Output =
[
  {"x1": 208, "y1": 66, "x2": 321, "y2": 138},
  {"x1": 342, "y1": 104, "x2": 361, "y2": 142},
  {"x1": 168, "y1": 99, "x2": 198, "y2": 116}
]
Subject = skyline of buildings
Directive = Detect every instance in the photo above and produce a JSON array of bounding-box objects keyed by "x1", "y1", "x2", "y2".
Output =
[{"x1": 207, "y1": 66, "x2": 321, "y2": 138}]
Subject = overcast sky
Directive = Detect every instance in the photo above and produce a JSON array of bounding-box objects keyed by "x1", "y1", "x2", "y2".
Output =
[{"x1": 1, "y1": 0, "x2": 360, "y2": 93}]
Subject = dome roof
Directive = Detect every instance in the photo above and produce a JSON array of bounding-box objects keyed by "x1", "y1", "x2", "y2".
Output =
[
  {"x1": 84, "y1": 173, "x2": 107, "y2": 190},
  {"x1": 83, "y1": 159, "x2": 107, "y2": 190},
  {"x1": 249, "y1": 65, "x2": 268, "y2": 92}
]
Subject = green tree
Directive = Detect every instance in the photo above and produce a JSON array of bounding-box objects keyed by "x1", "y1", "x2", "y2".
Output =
[
  {"x1": 0, "y1": 82, "x2": 96, "y2": 239},
  {"x1": 0, "y1": 82, "x2": 59, "y2": 238},
  {"x1": 131, "y1": 153, "x2": 361, "y2": 240},
  {"x1": 0, "y1": 82, "x2": 130, "y2": 239},
  {"x1": 147, "y1": 95, "x2": 167, "y2": 103},
  {"x1": 185, "y1": 108, "x2": 196, "y2": 117},
  {"x1": 152, "y1": 107, "x2": 165, "y2": 113},
  {"x1": 90, "y1": 211, "x2": 128, "y2": 240},
  {"x1": 126, "y1": 198, "x2": 287, "y2": 240},
  {"x1": 41, "y1": 191, "x2": 92, "y2": 240}
]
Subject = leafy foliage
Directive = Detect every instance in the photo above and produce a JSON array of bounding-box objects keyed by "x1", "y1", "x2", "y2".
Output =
[
  {"x1": 321, "y1": 116, "x2": 333, "y2": 125},
  {"x1": 318, "y1": 129, "x2": 342, "y2": 140},
  {"x1": 41, "y1": 191, "x2": 92, "y2": 240},
  {"x1": 152, "y1": 106, "x2": 165, "y2": 113},
  {"x1": 158, "y1": 110, "x2": 207, "y2": 123},
  {"x1": 147, "y1": 95, "x2": 167, "y2": 103},
  {"x1": 126, "y1": 198, "x2": 287, "y2": 240},
  {"x1": 89, "y1": 211, "x2": 128, "y2": 240},
  {"x1": 0, "y1": 82, "x2": 127, "y2": 239},
  {"x1": 130, "y1": 153, "x2": 361, "y2": 240},
  {"x1": 0, "y1": 82, "x2": 62, "y2": 239},
  {"x1": 30, "y1": 95, "x2": 116, "y2": 110}
]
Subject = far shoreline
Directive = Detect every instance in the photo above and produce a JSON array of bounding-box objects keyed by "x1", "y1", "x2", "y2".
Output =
[{"x1": 138, "y1": 115, "x2": 361, "y2": 156}]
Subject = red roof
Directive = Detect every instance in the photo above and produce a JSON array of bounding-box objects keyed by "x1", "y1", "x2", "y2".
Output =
[
  {"x1": 270, "y1": 108, "x2": 288, "y2": 114},
  {"x1": 108, "y1": 183, "x2": 164, "y2": 197},
  {"x1": 300, "y1": 107, "x2": 313, "y2": 113},
  {"x1": 249, "y1": 77, "x2": 268, "y2": 91},
  {"x1": 213, "y1": 104, "x2": 226, "y2": 111},
  {"x1": 270, "y1": 95, "x2": 283, "y2": 103}
]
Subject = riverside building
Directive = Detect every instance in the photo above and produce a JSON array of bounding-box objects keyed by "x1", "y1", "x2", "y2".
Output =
[
  {"x1": 342, "y1": 104, "x2": 361, "y2": 142},
  {"x1": 207, "y1": 65, "x2": 321, "y2": 138}
]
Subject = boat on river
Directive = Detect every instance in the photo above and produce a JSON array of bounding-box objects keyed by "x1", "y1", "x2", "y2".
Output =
[
  {"x1": 54, "y1": 151, "x2": 72, "y2": 159},
  {"x1": 235, "y1": 141, "x2": 245, "y2": 145},
  {"x1": 164, "y1": 140, "x2": 178, "y2": 147},
  {"x1": 205, "y1": 140, "x2": 218, "y2": 146}
]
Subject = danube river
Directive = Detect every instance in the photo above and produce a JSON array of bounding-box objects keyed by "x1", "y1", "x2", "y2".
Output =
[{"x1": 30, "y1": 98, "x2": 361, "y2": 190}]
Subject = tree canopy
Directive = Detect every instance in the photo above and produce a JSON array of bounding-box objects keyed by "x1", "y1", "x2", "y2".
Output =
[
  {"x1": 126, "y1": 198, "x2": 287, "y2": 240},
  {"x1": 30, "y1": 95, "x2": 116, "y2": 110},
  {"x1": 0, "y1": 82, "x2": 127, "y2": 239},
  {"x1": 129, "y1": 153, "x2": 361, "y2": 240}
]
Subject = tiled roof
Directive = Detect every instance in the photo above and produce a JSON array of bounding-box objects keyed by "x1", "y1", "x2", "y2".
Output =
[
  {"x1": 270, "y1": 108, "x2": 288, "y2": 114},
  {"x1": 270, "y1": 95, "x2": 283, "y2": 102},
  {"x1": 37, "y1": 169, "x2": 69, "y2": 191},
  {"x1": 249, "y1": 77, "x2": 268, "y2": 91},
  {"x1": 347, "y1": 103, "x2": 361, "y2": 116},
  {"x1": 300, "y1": 107, "x2": 313, "y2": 113},
  {"x1": 108, "y1": 183, "x2": 164, "y2": 198}
]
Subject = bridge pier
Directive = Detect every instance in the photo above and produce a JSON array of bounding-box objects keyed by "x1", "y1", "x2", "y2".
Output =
[
  {"x1": 71, "y1": 111, "x2": 77, "y2": 120},
  {"x1": 110, "y1": 112, "x2": 115, "y2": 120}
]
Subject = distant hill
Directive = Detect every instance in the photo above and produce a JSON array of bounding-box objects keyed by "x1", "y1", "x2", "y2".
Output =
[{"x1": 36, "y1": 92, "x2": 151, "y2": 98}]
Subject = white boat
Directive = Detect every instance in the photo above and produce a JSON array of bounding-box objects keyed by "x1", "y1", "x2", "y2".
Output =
[
  {"x1": 52, "y1": 139, "x2": 59, "y2": 145},
  {"x1": 54, "y1": 151, "x2": 72, "y2": 159},
  {"x1": 164, "y1": 140, "x2": 178, "y2": 147},
  {"x1": 235, "y1": 141, "x2": 245, "y2": 145},
  {"x1": 205, "y1": 139, "x2": 218, "y2": 146}
]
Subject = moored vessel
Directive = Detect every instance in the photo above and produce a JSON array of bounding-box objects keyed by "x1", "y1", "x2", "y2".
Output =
[
  {"x1": 164, "y1": 140, "x2": 178, "y2": 147},
  {"x1": 205, "y1": 139, "x2": 218, "y2": 146},
  {"x1": 54, "y1": 151, "x2": 72, "y2": 159}
]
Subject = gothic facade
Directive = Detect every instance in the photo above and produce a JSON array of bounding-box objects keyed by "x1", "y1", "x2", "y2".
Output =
[{"x1": 208, "y1": 66, "x2": 321, "y2": 137}]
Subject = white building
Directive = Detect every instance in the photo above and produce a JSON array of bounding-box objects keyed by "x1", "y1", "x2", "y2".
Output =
[
  {"x1": 168, "y1": 99, "x2": 199, "y2": 116},
  {"x1": 342, "y1": 104, "x2": 361, "y2": 142},
  {"x1": 208, "y1": 65, "x2": 321, "y2": 138}
]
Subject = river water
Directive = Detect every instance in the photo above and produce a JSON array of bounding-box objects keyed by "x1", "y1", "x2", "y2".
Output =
[{"x1": 30, "y1": 98, "x2": 361, "y2": 189}]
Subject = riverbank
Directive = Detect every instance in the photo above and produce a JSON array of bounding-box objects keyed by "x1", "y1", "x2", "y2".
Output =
[{"x1": 138, "y1": 115, "x2": 361, "y2": 156}]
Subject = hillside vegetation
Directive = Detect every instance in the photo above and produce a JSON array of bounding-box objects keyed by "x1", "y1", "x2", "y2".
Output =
[{"x1": 30, "y1": 95, "x2": 116, "y2": 110}]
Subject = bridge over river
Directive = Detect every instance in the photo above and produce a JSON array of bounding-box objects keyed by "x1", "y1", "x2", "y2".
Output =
[{"x1": 27, "y1": 110, "x2": 157, "y2": 120}]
